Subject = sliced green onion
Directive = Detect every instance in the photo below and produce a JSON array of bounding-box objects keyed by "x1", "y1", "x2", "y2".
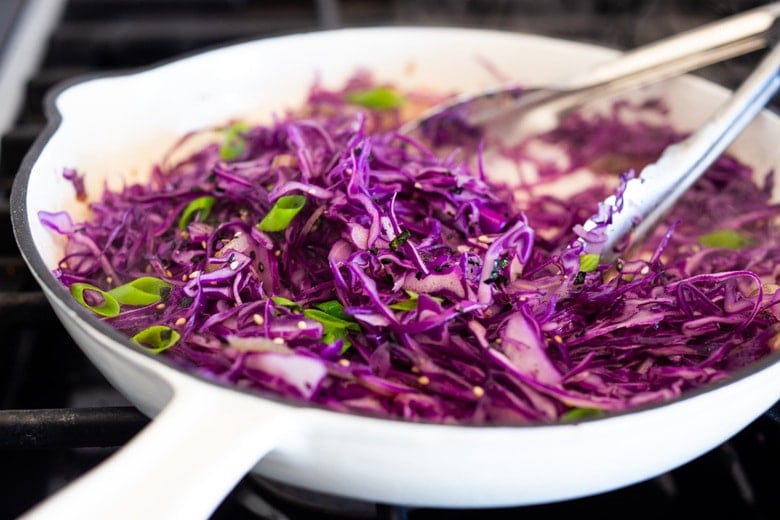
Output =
[
  {"x1": 258, "y1": 195, "x2": 306, "y2": 232},
  {"x1": 699, "y1": 229, "x2": 751, "y2": 250},
  {"x1": 561, "y1": 407, "x2": 603, "y2": 422},
  {"x1": 389, "y1": 290, "x2": 420, "y2": 311},
  {"x1": 109, "y1": 276, "x2": 172, "y2": 306},
  {"x1": 389, "y1": 290, "x2": 443, "y2": 311},
  {"x1": 271, "y1": 296, "x2": 300, "y2": 310},
  {"x1": 346, "y1": 86, "x2": 406, "y2": 110},
  {"x1": 178, "y1": 195, "x2": 216, "y2": 230},
  {"x1": 132, "y1": 325, "x2": 180, "y2": 354},
  {"x1": 389, "y1": 299, "x2": 418, "y2": 311},
  {"x1": 578, "y1": 253, "x2": 600, "y2": 273},
  {"x1": 389, "y1": 298, "x2": 418, "y2": 311},
  {"x1": 71, "y1": 282, "x2": 120, "y2": 317},
  {"x1": 219, "y1": 122, "x2": 249, "y2": 161}
]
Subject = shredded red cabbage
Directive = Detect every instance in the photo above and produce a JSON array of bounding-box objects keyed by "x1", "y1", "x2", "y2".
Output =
[{"x1": 41, "y1": 72, "x2": 780, "y2": 424}]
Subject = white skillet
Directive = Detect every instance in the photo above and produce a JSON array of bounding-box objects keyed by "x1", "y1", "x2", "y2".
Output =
[{"x1": 11, "y1": 27, "x2": 780, "y2": 520}]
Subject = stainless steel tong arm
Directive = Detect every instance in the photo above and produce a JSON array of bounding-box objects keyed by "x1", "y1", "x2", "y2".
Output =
[
  {"x1": 580, "y1": 43, "x2": 780, "y2": 263},
  {"x1": 400, "y1": 2, "x2": 780, "y2": 135}
]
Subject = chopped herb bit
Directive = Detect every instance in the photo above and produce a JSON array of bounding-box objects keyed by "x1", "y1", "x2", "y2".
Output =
[
  {"x1": 484, "y1": 272, "x2": 509, "y2": 286},
  {"x1": 323, "y1": 329, "x2": 353, "y2": 354},
  {"x1": 303, "y1": 309, "x2": 360, "y2": 332},
  {"x1": 132, "y1": 325, "x2": 180, "y2": 354},
  {"x1": 484, "y1": 255, "x2": 510, "y2": 287},
  {"x1": 346, "y1": 86, "x2": 406, "y2": 110},
  {"x1": 578, "y1": 253, "x2": 600, "y2": 273},
  {"x1": 258, "y1": 195, "x2": 306, "y2": 232},
  {"x1": 389, "y1": 229, "x2": 411, "y2": 251},
  {"x1": 699, "y1": 229, "x2": 752, "y2": 249},
  {"x1": 71, "y1": 283, "x2": 120, "y2": 317},
  {"x1": 314, "y1": 300, "x2": 351, "y2": 321},
  {"x1": 178, "y1": 195, "x2": 216, "y2": 230},
  {"x1": 108, "y1": 276, "x2": 173, "y2": 306},
  {"x1": 304, "y1": 306, "x2": 360, "y2": 354}
]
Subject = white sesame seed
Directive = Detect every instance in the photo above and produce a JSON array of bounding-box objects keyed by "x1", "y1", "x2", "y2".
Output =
[
  {"x1": 297, "y1": 320, "x2": 307, "y2": 330},
  {"x1": 155, "y1": 303, "x2": 166, "y2": 310},
  {"x1": 175, "y1": 317, "x2": 187, "y2": 326},
  {"x1": 477, "y1": 235, "x2": 490, "y2": 243},
  {"x1": 252, "y1": 313, "x2": 265, "y2": 326},
  {"x1": 417, "y1": 375, "x2": 430, "y2": 385},
  {"x1": 230, "y1": 260, "x2": 240, "y2": 270},
  {"x1": 472, "y1": 386, "x2": 485, "y2": 398},
  {"x1": 272, "y1": 337, "x2": 285, "y2": 345},
  {"x1": 338, "y1": 359, "x2": 350, "y2": 367},
  {"x1": 188, "y1": 270, "x2": 200, "y2": 280}
]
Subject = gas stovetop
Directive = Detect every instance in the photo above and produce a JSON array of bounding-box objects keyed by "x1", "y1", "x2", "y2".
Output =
[{"x1": 0, "y1": 1, "x2": 778, "y2": 519}]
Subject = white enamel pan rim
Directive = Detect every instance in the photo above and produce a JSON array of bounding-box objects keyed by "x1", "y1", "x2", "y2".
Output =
[{"x1": 10, "y1": 25, "x2": 780, "y2": 429}]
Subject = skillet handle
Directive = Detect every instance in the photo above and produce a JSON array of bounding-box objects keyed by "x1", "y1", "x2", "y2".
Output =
[{"x1": 18, "y1": 379, "x2": 298, "y2": 520}]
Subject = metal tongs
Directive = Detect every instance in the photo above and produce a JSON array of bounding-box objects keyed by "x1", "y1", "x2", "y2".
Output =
[
  {"x1": 579, "y1": 42, "x2": 780, "y2": 263},
  {"x1": 400, "y1": 2, "x2": 780, "y2": 139}
]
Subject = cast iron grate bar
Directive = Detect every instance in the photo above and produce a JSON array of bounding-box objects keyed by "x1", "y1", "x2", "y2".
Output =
[{"x1": 0, "y1": 407, "x2": 149, "y2": 449}]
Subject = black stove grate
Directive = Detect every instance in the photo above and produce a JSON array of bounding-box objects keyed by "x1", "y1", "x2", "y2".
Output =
[{"x1": 0, "y1": 1, "x2": 778, "y2": 519}]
